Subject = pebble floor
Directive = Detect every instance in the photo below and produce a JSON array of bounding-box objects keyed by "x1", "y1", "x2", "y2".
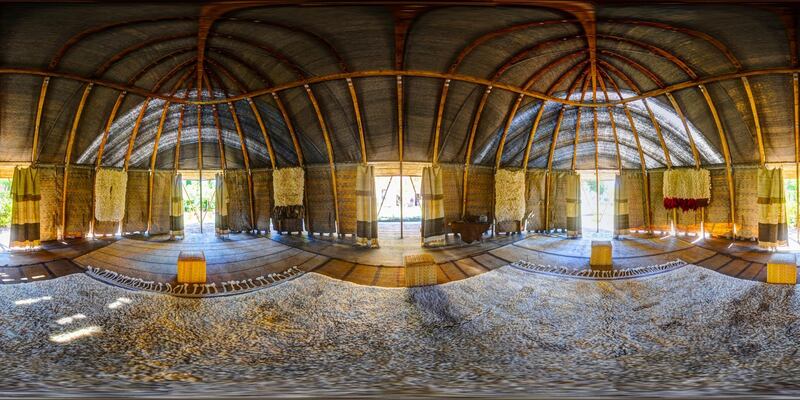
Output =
[{"x1": 1, "y1": 265, "x2": 800, "y2": 397}]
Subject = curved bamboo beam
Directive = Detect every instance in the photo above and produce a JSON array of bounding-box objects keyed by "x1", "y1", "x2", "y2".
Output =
[
  {"x1": 30, "y1": 78, "x2": 49, "y2": 163},
  {"x1": 544, "y1": 67, "x2": 589, "y2": 231},
  {"x1": 203, "y1": 73, "x2": 228, "y2": 170},
  {"x1": 59, "y1": 82, "x2": 93, "y2": 239},
  {"x1": 596, "y1": 74, "x2": 622, "y2": 171},
  {"x1": 741, "y1": 76, "x2": 765, "y2": 166},
  {"x1": 599, "y1": 67, "x2": 652, "y2": 230},
  {"x1": 8, "y1": 67, "x2": 800, "y2": 108},
  {"x1": 571, "y1": 76, "x2": 592, "y2": 171},
  {"x1": 305, "y1": 84, "x2": 340, "y2": 234},
  {"x1": 520, "y1": 54, "x2": 590, "y2": 168},
  {"x1": 347, "y1": 78, "x2": 368, "y2": 164},
  {"x1": 699, "y1": 83, "x2": 736, "y2": 234}
]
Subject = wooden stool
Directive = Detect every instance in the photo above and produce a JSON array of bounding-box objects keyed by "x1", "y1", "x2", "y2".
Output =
[
  {"x1": 404, "y1": 254, "x2": 437, "y2": 287},
  {"x1": 177, "y1": 251, "x2": 206, "y2": 284},
  {"x1": 590, "y1": 240, "x2": 613, "y2": 271},
  {"x1": 767, "y1": 253, "x2": 797, "y2": 284}
]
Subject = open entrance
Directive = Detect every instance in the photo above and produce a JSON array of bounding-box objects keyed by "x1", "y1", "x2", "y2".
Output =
[
  {"x1": 0, "y1": 178, "x2": 10, "y2": 251},
  {"x1": 375, "y1": 175, "x2": 421, "y2": 239},
  {"x1": 785, "y1": 176, "x2": 800, "y2": 249},
  {"x1": 579, "y1": 171, "x2": 615, "y2": 239},
  {"x1": 182, "y1": 177, "x2": 216, "y2": 236}
]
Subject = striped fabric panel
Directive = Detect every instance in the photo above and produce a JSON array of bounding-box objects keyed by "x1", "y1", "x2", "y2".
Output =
[
  {"x1": 757, "y1": 167, "x2": 788, "y2": 248},
  {"x1": 10, "y1": 167, "x2": 40, "y2": 248},
  {"x1": 565, "y1": 172, "x2": 581, "y2": 238},
  {"x1": 421, "y1": 166, "x2": 445, "y2": 246},
  {"x1": 215, "y1": 173, "x2": 229, "y2": 236},
  {"x1": 614, "y1": 174, "x2": 629, "y2": 237},
  {"x1": 355, "y1": 165, "x2": 378, "y2": 247},
  {"x1": 170, "y1": 173, "x2": 184, "y2": 237}
]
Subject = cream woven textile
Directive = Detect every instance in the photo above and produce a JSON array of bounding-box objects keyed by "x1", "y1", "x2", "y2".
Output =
[
  {"x1": 215, "y1": 173, "x2": 230, "y2": 236},
  {"x1": 494, "y1": 169, "x2": 525, "y2": 225},
  {"x1": 525, "y1": 169, "x2": 546, "y2": 231},
  {"x1": 94, "y1": 168, "x2": 127, "y2": 223},
  {"x1": 10, "y1": 167, "x2": 40, "y2": 248},
  {"x1": 614, "y1": 174, "x2": 629, "y2": 237},
  {"x1": 355, "y1": 165, "x2": 378, "y2": 247},
  {"x1": 170, "y1": 173, "x2": 184, "y2": 238},
  {"x1": 273, "y1": 167, "x2": 304, "y2": 207},
  {"x1": 757, "y1": 167, "x2": 788, "y2": 248},
  {"x1": 421, "y1": 166, "x2": 445, "y2": 246},
  {"x1": 565, "y1": 172, "x2": 581, "y2": 238}
]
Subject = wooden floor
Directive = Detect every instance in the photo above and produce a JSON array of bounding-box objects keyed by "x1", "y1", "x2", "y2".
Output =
[{"x1": 1, "y1": 230, "x2": 796, "y2": 286}]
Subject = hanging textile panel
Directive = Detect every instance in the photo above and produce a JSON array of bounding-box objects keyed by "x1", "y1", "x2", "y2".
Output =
[
  {"x1": 225, "y1": 169, "x2": 252, "y2": 232},
  {"x1": 757, "y1": 167, "x2": 788, "y2": 248},
  {"x1": 356, "y1": 165, "x2": 379, "y2": 247},
  {"x1": 421, "y1": 165, "x2": 445, "y2": 246},
  {"x1": 525, "y1": 169, "x2": 546, "y2": 231},
  {"x1": 305, "y1": 166, "x2": 335, "y2": 233},
  {"x1": 170, "y1": 173, "x2": 184, "y2": 238},
  {"x1": 64, "y1": 167, "x2": 93, "y2": 239},
  {"x1": 335, "y1": 164, "x2": 357, "y2": 235},
  {"x1": 215, "y1": 173, "x2": 230, "y2": 236},
  {"x1": 94, "y1": 168, "x2": 127, "y2": 236},
  {"x1": 614, "y1": 174, "x2": 629, "y2": 237},
  {"x1": 548, "y1": 171, "x2": 569, "y2": 230},
  {"x1": 705, "y1": 168, "x2": 732, "y2": 237},
  {"x1": 38, "y1": 166, "x2": 63, "y2": 241},
  {"x1": 565, "y1": 172, "x2": 581, "y2": 238},
  {"x1": 251, "y1": 169, "x2": 273, "y2": 232},
  {"x1": 149, "y1": 171, "x2": 172, "y2": 235},
  {"x1": 621, "y1": 171, "x2": 646, "y2": 231},
  {"x1": 465, "y1": 165, "x2": 493, "y2": 220},
  {"x1": 10, "y1": 167, "x2": 40, "y2": 248},
  {"x1": 440, "y1": 164, "x2": 463, "y2": 232},
  {"x1": 272, "y1": 167, "x2": 304, "y2": 221},
  {"x1": 647, "y1": 171, "x2": 670, "y2": 232},
  {"x1": 734, "y1": 167, "x2": 759, "y2": 240},
  {"x1": 123, "y1": 170, "x2": 149, "y2": 233},
  {"x1": 494, "y1": 168, "x2": 525, "y2": 233}
]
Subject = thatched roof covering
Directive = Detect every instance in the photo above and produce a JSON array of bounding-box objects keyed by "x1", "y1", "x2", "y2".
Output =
[{"x1": 0, "y1": 1, "x2": 798, "y2": 170}]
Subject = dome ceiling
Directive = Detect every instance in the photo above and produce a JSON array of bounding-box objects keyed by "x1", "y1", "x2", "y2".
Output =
[{"x1": 0, "y1": 1, "x2": 798, "y2": 171}]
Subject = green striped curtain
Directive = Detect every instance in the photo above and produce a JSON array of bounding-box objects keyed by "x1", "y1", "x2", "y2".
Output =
[
  {"x1": 10, "y1": 167, "x2": 40, "y2": 248},
  {"x1": 355, "y1": 165, "x2": 379, "y2": 247},
  {"x1": 215, "y1": 173, "x2": 229, "y2": 237},
  {"x1": 170, "y1": 173, "x2": 184, "y2": 238},
  {"x1": 421, "y1": 166, "x2": 445, "y2": 247},
  {"x1": 757, "y1": 167, "x2": 787, "y2": 249}
]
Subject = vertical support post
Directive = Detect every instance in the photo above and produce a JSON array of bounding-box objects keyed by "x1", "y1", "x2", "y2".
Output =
[
  {"x1": 147, "y1": 100, "x2": 171, "y2": 233},
  {"x1": 346, "y1": 78, "x2": 367, "y2": 165},
  {"x1": 741, "y1": 76, "x2": 766, "y2": 166},
  {"x1": 794, "y1": 74, "x2": 799, "y2": 243},
  {"x1": 397, "y1": 76, "x2": 404, "y2": 239}
]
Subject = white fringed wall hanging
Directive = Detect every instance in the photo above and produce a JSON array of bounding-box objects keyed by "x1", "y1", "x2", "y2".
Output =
[
  {"x1": 494, "y1": 169, "x2": 526, "y2": 223},
  {"x1": 273, "y1": 167, "x2": 305, "y2": 207},
  {"x1": 662, "y1": 168, "x2": 710, "y2": 211},
  {"x1": 94, "y1": 168, "x2": 127, "y2": 222}
]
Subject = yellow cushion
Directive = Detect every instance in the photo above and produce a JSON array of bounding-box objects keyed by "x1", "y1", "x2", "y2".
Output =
[
  {"x1": 404, "y1": 254, "x2": 437, "y2": 287},
  {"x1": 177, "y1": 251, "x2": 206, "y2": 284},
  {"x1": 767, "y1": 253, "x2": 797, "y2": 285},
  {"x1": 590, "y1": 240, "x2": 613, "y2": 269}
]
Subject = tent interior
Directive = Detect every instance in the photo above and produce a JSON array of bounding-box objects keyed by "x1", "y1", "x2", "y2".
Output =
[{"x1": 3, "y1": 0, "x2": 800, "y2": 397}]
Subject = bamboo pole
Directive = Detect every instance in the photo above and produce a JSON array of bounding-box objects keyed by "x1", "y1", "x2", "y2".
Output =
[
  {"x1": 699, "y1": 84, "x2": 736, "y2": 237},
  {"x1": 305, "y1": 84, "x2": 340, "y2": 234},
  {"x1": 397, "y1": 76, "x2": 404, "y2": 239},
  {"x1": 31, "y1": 77, "x2": 49, "y2": 163},
  {"x1": 60, "y1": 83, "x2": 93, "y2": 239}
]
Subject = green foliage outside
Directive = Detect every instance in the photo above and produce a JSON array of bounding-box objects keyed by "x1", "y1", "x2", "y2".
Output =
[
  {"x1": 0, "y1": 179, "x2": 11, "y2": 228},
  {"x1": 786, "y1": 179, "x2": 798, "y2": 228}
]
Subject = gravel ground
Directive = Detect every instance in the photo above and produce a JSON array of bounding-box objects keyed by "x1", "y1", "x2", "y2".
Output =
[{"x1": 1, "y1": 265, "x2": 799, "y2": 397}]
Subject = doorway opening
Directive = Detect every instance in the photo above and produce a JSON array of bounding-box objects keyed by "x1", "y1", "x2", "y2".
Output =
[
  {"x1": 375, "y1": 175, "x2": 421, "y2": 239},
  {"x1": 182, "y1": 177, "x2": 216, "y2": 236},
  {"x1": 579, "y1": 171, "x2": 615, "y2": 239},
  {"x1": 0, "y1": 178, "x2": 10, "y2": 251}
]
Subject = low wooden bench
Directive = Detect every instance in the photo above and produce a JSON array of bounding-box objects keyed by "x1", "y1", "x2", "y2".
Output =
[
  {"x1": 590, "y1": 240, "x2": 613, "y2": 272},
  {"x1": 767, "y1": 253, "x2": 797, "y2": 285},
  {"x1": 177, "y1": 251, "x2": 206, "y2": 284},
  {"x1": 404, "y1": 254, "x2": 437, "y2": 287}
]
